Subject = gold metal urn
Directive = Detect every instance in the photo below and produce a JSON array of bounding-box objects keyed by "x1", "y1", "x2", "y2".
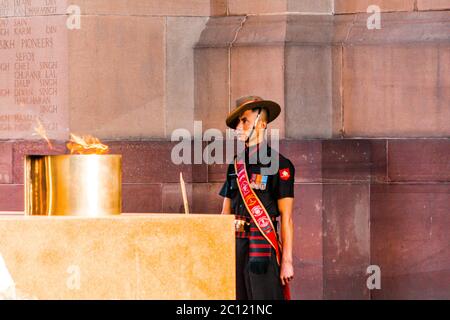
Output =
[{"x1": 25, "y1": 154, "x2": 122, "y2": 216}]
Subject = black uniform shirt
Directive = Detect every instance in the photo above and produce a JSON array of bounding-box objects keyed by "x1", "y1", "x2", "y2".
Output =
[{"x1": 219, "y1": 142, "x2": 295, "y2": 218}]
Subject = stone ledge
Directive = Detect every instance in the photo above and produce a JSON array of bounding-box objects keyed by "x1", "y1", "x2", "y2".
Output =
[{"x1": 197, "y1": 11, "x2": 450, "y2": 47}]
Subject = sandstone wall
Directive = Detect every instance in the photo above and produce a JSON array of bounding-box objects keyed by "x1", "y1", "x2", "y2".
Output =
[{"x1": 0, "y1": 0, "x2": 449, "y2": 299}]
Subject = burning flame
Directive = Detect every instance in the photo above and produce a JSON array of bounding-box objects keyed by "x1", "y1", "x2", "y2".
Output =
[
  {"x1": 32, "y1": 119, "x2": 109, "y2": 155},
  {"x1": 33, "y1": 119, "x2": 53, "y2": 149},
  {"x1": 66, "y1": 133, "x2": 109, "y2": 155}
]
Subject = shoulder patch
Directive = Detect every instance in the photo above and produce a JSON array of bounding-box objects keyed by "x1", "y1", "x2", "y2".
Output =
[{"x1": 279, "y1": 168, "x2": 291, "y2": 181}]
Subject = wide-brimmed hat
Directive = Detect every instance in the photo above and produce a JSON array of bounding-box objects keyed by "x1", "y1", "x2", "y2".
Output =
[{"x1": 226, "y1": 96, "x2": 281, "y2": 129}]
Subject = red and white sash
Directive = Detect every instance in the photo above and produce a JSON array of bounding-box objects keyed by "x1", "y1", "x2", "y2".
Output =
[{"x1": 234, "y1": 157, "x2": 291, "y2": 300}]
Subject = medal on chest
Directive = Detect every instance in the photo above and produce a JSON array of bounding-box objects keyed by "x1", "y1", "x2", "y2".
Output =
[{"x1": 250, "y1": 173, "x2": 268, "y2": 190}]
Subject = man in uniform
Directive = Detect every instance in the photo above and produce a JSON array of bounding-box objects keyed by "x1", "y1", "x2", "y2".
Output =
[{"x1": 219, "y1": 96, "x2": 295, "y2": 300}]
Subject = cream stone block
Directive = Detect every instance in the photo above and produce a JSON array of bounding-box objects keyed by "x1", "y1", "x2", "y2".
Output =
[{"x1": 0, "y1": 214, "x2": 235, "y2": 299}]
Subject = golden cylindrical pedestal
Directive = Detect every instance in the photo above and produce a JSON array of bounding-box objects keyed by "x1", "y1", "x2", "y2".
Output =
[{"x1": 25, "y1": 155, "x2": 122, "y2": 216}]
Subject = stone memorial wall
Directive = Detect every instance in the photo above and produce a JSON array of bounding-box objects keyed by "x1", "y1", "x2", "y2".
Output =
[
  {"x1": 0, "y1": 0, "x2": 449, "y2": 300},
  {"x1": 0, "y1": 0, "x2": 68, "y2": 140}
]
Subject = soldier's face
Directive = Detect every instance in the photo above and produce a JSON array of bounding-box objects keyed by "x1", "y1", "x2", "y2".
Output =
[{"x1": 236, "y1": 109, "x2": 265, "y2": 142}]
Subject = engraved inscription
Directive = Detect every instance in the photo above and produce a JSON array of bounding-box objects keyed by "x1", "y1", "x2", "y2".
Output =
[{"x1": 0, "y1": 4, "x2": 67, "y2": 140}]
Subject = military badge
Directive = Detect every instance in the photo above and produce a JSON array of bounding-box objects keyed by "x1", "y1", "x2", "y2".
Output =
[{"x1": 279, "y1": 168, "x2": 291, "y2": 181}]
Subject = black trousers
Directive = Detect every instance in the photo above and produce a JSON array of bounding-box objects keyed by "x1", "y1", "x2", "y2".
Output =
[{"x1": 235, "y1": 238, "x2": 285, "y2": 300}]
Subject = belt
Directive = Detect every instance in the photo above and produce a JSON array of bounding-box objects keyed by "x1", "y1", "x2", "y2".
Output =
[
  {"x1": 234, "y1": 218, "x2": 250, "y2": 233},
  {"x1": 234, "y1": 215, "x2": 278, "y2": 233}
]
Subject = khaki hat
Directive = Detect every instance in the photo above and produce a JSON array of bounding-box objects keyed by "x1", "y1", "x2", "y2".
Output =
[{"x1": 226, "y1": 96, "x2": 281, "y2": 129}]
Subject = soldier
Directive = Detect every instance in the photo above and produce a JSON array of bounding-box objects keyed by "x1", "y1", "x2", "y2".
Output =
[{"x1": 219, "y1": 96, "x2": 295, "y2": 300}]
